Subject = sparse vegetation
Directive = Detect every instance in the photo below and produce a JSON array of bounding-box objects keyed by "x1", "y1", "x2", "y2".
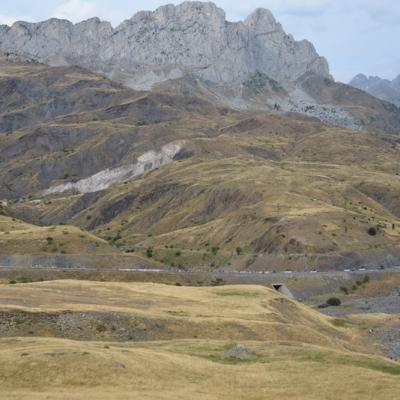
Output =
[
  {"x1": 146, "y1": 247, "x2": 154, "y2": 258},
  {"x1": 340, "y1": 286, "x2": 349, "y2": 295},
  {"x1": 211, "y1": 246, "x2": 219, "y2": 256}
]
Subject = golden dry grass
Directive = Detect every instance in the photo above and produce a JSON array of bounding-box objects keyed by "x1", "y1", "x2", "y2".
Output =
[
  {"x1": 0, "y1": 281, "x2": 356, "y2": 348},
  {"x1": 0, "y1": 281, "x2": 399, "y2": 399},
  {"x1": 0, "y1": 337, "x2": 399, "y2": 400},
  {"x1": 0, "y1": 215, "x2": 118, "y2": 255}
]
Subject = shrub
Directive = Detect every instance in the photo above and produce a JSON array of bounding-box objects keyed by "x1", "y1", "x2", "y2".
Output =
[
  {"x1": 340, "y1": 287, "x2": 349, "y2": 295},
  {"x1": 236, "y1": 247, "x2": 243, "y2": 255},
  {"x1": 46, "y1": 236, "x2": 54, "y2": 244},
  {"x1": 211, "y1": 278, "x2": 225, "y2": 286},
  {"x1": 146, "y1": 247, "x2": 153, "y2": 258},
  {"x1": 175, "y1": 250, "x2": 182, "y2": 257},
  {"x1": 211, "y1": 246, "x2": 219, "y2": 255},
  {"x1": 326, "y1": 297, "x2": 341, "y2": 307},
  {"x1": 96, "y1": 324, "x2": 106, "y2": 333},
  {"x1": 363, "y1": 275, "x2": 370, "y2": 284},
  {"x1": 368, "y1": 227, "x2": 377, "y2": 236}
]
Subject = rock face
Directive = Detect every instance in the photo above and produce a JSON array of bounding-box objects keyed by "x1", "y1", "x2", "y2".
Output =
[
  {"x1": 0, "y1": 1, "x2": 329, "y2": 88},
  {"x1": 1, "y1": 2, "x2": 400, "y2": 133},
  {"x1": 223, "y1": 344, "x2": 256, "y2": 360},
  {"x1": 349, "y1": 74, "x2": 400, "y2": 107},
  {"x1": 43, "y1": 141, "x2": 184, "y2": 195}
]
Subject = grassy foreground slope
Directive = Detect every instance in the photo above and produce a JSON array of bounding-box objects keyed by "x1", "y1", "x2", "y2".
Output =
[{"x1": 0, "y1": 281, "x2": 399, "y2": 400}]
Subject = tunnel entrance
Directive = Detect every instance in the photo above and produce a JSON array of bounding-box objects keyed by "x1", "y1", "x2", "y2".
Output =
[{"x1": 272, "y1": 283, "x2": 295, "y2": 299}]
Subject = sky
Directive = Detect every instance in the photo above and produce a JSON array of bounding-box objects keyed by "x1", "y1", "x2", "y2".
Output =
[{"x1": 1, "y1": 0, "x2": 399, "y2": 83}]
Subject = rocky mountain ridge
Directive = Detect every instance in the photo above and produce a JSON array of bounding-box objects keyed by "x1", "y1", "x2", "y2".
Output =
[
  {"x1": 350, "y1": 73, "x2": 400, "y2": 107},
  {"x1": 0, "y1": 2, "x2": 329, "y2": 88},
  {"x1": 1, "y1": 1, "x2": 400, "y2": 133}
]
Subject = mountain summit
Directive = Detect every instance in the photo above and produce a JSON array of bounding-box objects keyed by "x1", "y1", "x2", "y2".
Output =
[
  {"x1": 1, "y1": 1, "x2": 400, "y2": 132},
  {"x1": 0, "y1": 2, "x2": 329, "y2": 88},
  {"x1": 349, "y1": 73, "x2": 400, "y2": 107}
]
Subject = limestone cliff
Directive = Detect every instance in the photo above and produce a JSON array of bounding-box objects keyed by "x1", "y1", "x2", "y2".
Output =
[{"x1": 0, "y1": 2, "x2": 329, "y2": 89}]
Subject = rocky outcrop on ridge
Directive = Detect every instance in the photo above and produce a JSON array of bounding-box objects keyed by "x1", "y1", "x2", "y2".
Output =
[{"x1": 0, "y1": 2, "x2": 329, "y2": 89}]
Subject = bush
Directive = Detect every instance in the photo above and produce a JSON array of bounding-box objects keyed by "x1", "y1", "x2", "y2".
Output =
[
  {"x1": 236, "y1": 247, "x2": 243, "y2": 255},
  {"x1": 146, "y1": 247, "x2": 153, "y2": 258},
  {"x1": 326, "y1": 297, "x2": 341, "y2": 307},
  {"x1": 211, "y1": 246, "x2": 219, "y2": 255},
  {"x1": 211, "y1": 278, "x2": 225, "y2": 286},
  {"x1": 363, "y1": 275, "x2": 370, "y2": 284},
  {"x1": 340, "y1": 287, "x2": 349, "y2": 295},
  {"x1": 175, "y1": 250, "x2": 182, "y2": 257},
  {"x1": 368, "y1": 227, "x2": 377, "y2": 236}
]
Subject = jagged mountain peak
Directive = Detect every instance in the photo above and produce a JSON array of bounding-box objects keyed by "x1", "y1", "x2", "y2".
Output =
[
  {"x1": 349, "y1": 73, "x2": 400, "y2": 107},
  {"x1": 0, "y1": 1, "x2": 329, "y2": 87}
]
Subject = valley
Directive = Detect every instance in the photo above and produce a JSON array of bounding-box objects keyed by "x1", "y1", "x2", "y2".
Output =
[{"x1": 0, "y1": 2, "x2": 400, "y2": 399}]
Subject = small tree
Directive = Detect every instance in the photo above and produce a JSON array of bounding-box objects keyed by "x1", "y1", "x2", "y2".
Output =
[
  {"x1": 146, "y1": 247, "x2": 153, "y2": 258},
  {"x1": 326, "y1": 297, "x2": 341, "y2": 307},
  {"x1": 211, "y1": 246, "x2": 219, "y2": 255},
  {"x1": 368, "y1": 227, "x2": 377, "y2": 236}
]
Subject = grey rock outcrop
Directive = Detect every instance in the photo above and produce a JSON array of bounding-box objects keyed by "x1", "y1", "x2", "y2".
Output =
[
  {"x1": 0, "y1": 1, "x2": 329, "y2": 89},
  {"x1": 1, "y1": 2, "x2": 398, "y2": 133}
]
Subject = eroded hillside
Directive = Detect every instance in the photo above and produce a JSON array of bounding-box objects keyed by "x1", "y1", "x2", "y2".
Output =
[{"x1": 2, "y1": 60, "x2": 400, "y2": 270}]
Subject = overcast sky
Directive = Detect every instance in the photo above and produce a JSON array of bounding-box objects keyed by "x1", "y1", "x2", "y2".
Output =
[{"x1": 1, "y1": 0, "x2": 399, "y2": 82}]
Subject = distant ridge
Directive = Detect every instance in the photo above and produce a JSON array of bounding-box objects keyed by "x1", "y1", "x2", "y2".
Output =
[{"x1": 349, "y1": 73, "x2": 400, "y2": 107}]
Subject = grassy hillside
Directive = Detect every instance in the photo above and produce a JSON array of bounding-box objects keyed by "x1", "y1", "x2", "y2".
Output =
[
  {"x1": 0, "y1": 215, "x2": 118, "y2": 255},
  {"x1": 0, "y1": 281, "x2": 399, "y2": 399},
  {"x1": 16, "y1": 115, "x2": 400, "y2": 270},
  {"x1": 0, "y1": 215, "x2": 162, "y2": 269},
  {"x1": 2, "y1": 60, "x2": 400, "y2": 270}
]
